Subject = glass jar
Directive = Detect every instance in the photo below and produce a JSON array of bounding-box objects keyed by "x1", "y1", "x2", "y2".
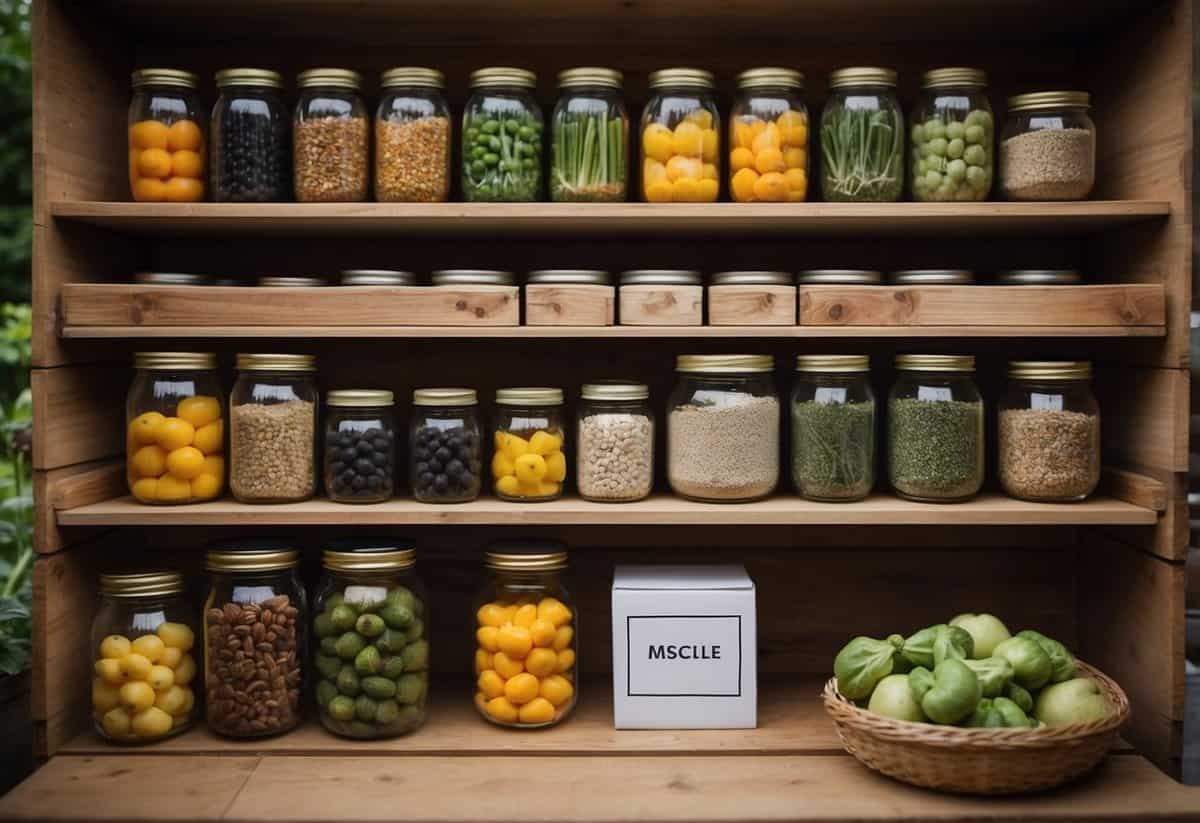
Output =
[
  {"x1": 257, "y1": 276, "x2": 326, "y2": 287},
  {"x1": 821, "y1": 68, "x2": 904, "y2": 202},
  {"x1": 324, "y1": 390, "x2": 396, "y2": 504},
  {"x1": 577, "y1": 382, "x2": 654, "y2": 502},
  {"x1": 668, "y1": 355, "x2": 779, "y2": 502},
  {"x1": 203, "y1": 542, "x2": 306, "y2": 738},
  {"x1": 550, "y1": 67, "x2": 628, "y2": 202},
  {"x1": 492, "y1": 388, "x2": 566, "y2": 501},
  {"x1": 294, "y1": 68, "x2": 368, "y2": 202},
  {"x1": 729, "y1": 67, "x2": 808, "y2": 203},
  {"x1": 796, "y1": 270, "x2": 883, "y2": 286},
  {"x1": 910, "y1": 68, "x2": 994, "y2": 202},
  {"x1": 411, "y1": 388, "x2": 482, "y2": 504},
  {"x1": 211, "y1": 69, "x2": 290, "y2": 202},
  {"x1": 462, "y1": 68, "x2": 543, "y2": 202},
  {"x1": 888, "y1": 354, "x2": 984, "y2": 502},
  {"x1": 474, "y1": 542, "x2": 576, "y2": 729},
  {"x1": 91, "y1": 571, "x2": 198, "y2": 744},
  {"x1": 128, "y1": 69, "x2": 206, "y2": 203},
  {"x1": 126, "y1": 352, "x2": 225, "y2": 505},
  {"x1": 640, "y1": 68, "x2": 720, "y2": 203},
  {"x1": 313, "y1": 542, "x2": 430, "y2": 739},
  {"x1": 376, "y1": 67, "x2": 451, "y2": 202},
  {"x1": 230, "y1": 353, "x2": 318, "y2": 503},
  {"x1": 134, "y1": 272, "x2": 212, "y2": 286},
  {"x1": 995, "y1": 269, "x2": 1082, "y2": 286},
  {"x1": 890, "y1": 269, "x2": 975, "y2": 286},
  {"x1": 791, "y1": 355, "x2": 875, "y2": 502},
  {"x1": 340, "y1": 269, "x2": 417, "y2": 287},
  {"x1": 999, "y1": 361, "x2": 1099, "y2": 502},
  {"x1": 1000, "y1": 91, "x2": 1095, "y2": 200},
  {"x1": 431, "y1": 269, "x2": 516, "y2": 287}
]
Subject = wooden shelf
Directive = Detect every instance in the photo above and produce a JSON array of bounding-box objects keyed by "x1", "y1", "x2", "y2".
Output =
[
  {"x1": 56, "y1": 493, "x2": 1157, "y2": 528},
  {"x1": 49, "y1": 200, "x2": 1170, "y2": 237}
]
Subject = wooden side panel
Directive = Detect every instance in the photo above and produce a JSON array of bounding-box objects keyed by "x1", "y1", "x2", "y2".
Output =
[
  {"x1": 33, "y1": 459, "x2": 124, "y2": 554},
  {"x1": 31, "y1": 364, "x2": 127, "y2": 471}
]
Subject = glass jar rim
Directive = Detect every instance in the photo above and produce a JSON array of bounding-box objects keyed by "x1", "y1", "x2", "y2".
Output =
[
  {"x1": 206, "y1": 546, "x2": 300, "y2": 572},
  {"x1": 676, "y1": 354, "x2": 774, "y2": 373},
  {"x1": 796, "y1": 355, "x2": 870, "y2": 373},
  {"x1": 828, "y1": 67, "x2": 897, "y2": 89},
  {"x1": 431, "y1": 270, "x2": 515, "y2": 286},
  {"x1": 920, "y1": 67, "x2": 987, "y2": 89},
  {"x1": 581, "y1": 382, "x2": 649, "y2": 401},
  {"x1": 297, "y1": 68, "x2": 362, "y2": 90},
  {"x1": 797, "y1": 269, "x2": 882, "y2": 285},
  {"x1": 131, "y1": 68, "x2": 199, "y2": 90},
  {"x1": 340, "y1": 269, "x2": 417, "y2": 286},
  {"x1": 380, "y1": 67, "x2": 444, "y2": 89},
  {"x1": 134, "y1": 351, "x2": 217, "y2": 370},
  {"x1": 327, "y1": 389, "x2": 394, "y2": 407},
  {"x1": 1006, "y1": 91, "x2": 1090, "y2": 112},
  {"x1": 215, "y1": 68, "x2": 283, "y2": 89},
  {"x1": 323, "y1": 545, "x2": 415, "y2": 571},
  {"x1": 891, "y1": 269, "x2": 975, "y2": 285},
  {"x1": 894, "y1": 354, "x2": 975, "y2": 372},
  {"x1": 711, "y1": 271, "x2": 792, "y2": 286},
  {"x1": 101, "y1": 570, "x2": 184, "y2": 598},
  {"x1": 470, "y1": 67, "x2": 537, "y2": 89},
  {"x1": 236, "y1": 353, "x2": 316, "y2": 372},
  {"x1": 527, "y1": 270, "x2": 611, "y2": 285},
  {"x1": 134, "y1": 272, "x2": 213, "y2": 286},
  {"x1": 736, "y1": 67, "x2": 804, "y2": 90},
  {"x1": 557, "y1": 67, "x2": 623, "y2": 89},
  {"x1": 414, "y1": 388, "x2": 477, "y2": 406},
  {"x1": 1007, "y1": 360, "x2": 1092, "y2": 380},
  {"x1": 258, "y1": 276, "x2": 326, "y2": 287},
  {"x1": 647, "y1": 68, "x2": 714, "y2": 91},
  {"x1": 620, "y1": 269, "x2": 702, "y2": 286},
  {"x1": 996, "y1": 269, "x2": 1082, "y2": 285},
  {"x1": 496, "y1": 387, "x2": 563, "y2": 406}
]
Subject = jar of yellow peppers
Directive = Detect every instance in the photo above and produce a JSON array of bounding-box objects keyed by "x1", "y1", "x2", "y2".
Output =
[
  {"x1": 640, "y1": 68, "x2": 720, "y2": 203},
  {"x1": 729, "y1": 68, "x2": 809, "y2": 202},
  {"x1": 491, "y1": 388, "x2": 566, "y2": 502}
]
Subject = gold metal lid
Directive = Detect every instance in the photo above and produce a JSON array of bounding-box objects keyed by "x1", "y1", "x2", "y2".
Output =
[
  {"x1": 996, "y1": 269, "x2": 1082, "y2": 285},
  {"x1": 711, "y1": 271, "x2": 792, "y2": 286},
  {"x1": 921, "y1": 67, "x2": 987, "y2": 89},
  {"x1": 894, "y1": 354, "x2": 975, "y2": 372},
  {"x1": 101, "y1": 570, "x2": 184, "y2": 598},
  {"x1": 1007, "y1": 91, "x2": 1090, "y2": 112},
  {"x1": 676, "y1": 354, "x2": 774, "y2": 373},
  {"x1": 258, "y1": 276, "x2": 326, "y2": 287},
  {"x1": 413, "y1": 388, "x2": 478, "y2": 406},
  {"x1": 131, "y1": 69, "x2": 199, "y2": 90},
  {"x1": 135, "y1": 272, "x2": 212, "y2": 286},
  {"x1": 340, "y1": 269, "x2": 417, "y2": 286},
  {"x1": 327, "y1": 389, "x2": 394, "y2": 407},
  {"x1": 206, "y1": 546, "x2": 300, "y2": 572},
  {"x1": 496, "y1": 387, "x2": 564, "y2": 406},
  {"x1": 796, "y1": 355, "x2": 870, "y2": 373},
  {"x1": 431, "y1": 270, "x2": 515, "y2": 286},
  {"x1": 297, "y1": 68, "x2": 362, "y2": 90},
  {"x1": 470, "y1": 67, "x2": 537, "y2": 89},
  {"x1": 380, "y1": 67, "x2": 444, "y2": 89},
  {"x1": 323, "y1": 545, "x2": 415, "y2": 571},
  {"x1": 647, "y1": 68, "x2": 715, "y2": 90},
  {"x1": 581, "y1": 382, "x2": 649, "y2": 401},
  {"x1": 527, "y1": 270, "x2": 611, "y2": 285},
  {"x1": 485, "y1": 542, "x2": 568, "y2": 572},
  {"x1": 134, "y1": 352, "x2": 217, "y2": 370},
  {"x1": 736, "y1": 67, "x2": 804, "y2": 90},
  {"x1": 557, "y1": 67, "x2": 623, "y2": 89},
  {"x1": 236, "y1": 353, "x2": 316, "y2": 372},
  {"x1": 1007, "y1": 360, "x2": 1092, "y2": 380},
  {"x1": 891, "y1": 270, "x2": 975, "y2": 285},
  {"x1": 797, "y1": 270, "x2": 883, "y2": 285},
  {"x1": 215, "y1": 69, "x2": 283, "y2": 89},
  {"x1": 829, "y1": 67, "x2": 897, "y2": 89},
  {"x1": 620, "y1": 269, "x2": 702, "y2": 286}
]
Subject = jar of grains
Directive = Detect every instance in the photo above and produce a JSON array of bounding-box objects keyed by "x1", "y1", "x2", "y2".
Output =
[
  {"x1": 999, "y1": 91, "x2": 1095, "y2": 200},
  {"x1": 312, "y1": 541, "x2": 430, "y2": 739},
  {"x1": 998, "y1": 361, "x2": 1099, "y2": 502},
  {"x1": 729, "y1": 67, "x2": 809, "y2": 203},
  {"x1": 640, "y1": 68, "x2": 720, "y2": 202},
  {"x1": 230, "y1": 353, "x2": 318, "y2": 503},
  {"x1": 888, "y1": 354, "x2": 984, "y2": 503},
  {"x1": 293, "y1": 68, "x2": 368, "y2": 202},
  {"x1": 491, "y1": 388, "x2": 567, "y2": 502},
  {"x1": 577, "y1": 382, "x2": 654, "y2": 502},
  {"x1": 211, "y1": 69, "x2": 291, "y2": 202},
  {"x1": 462, "y1": 68, "x2": 544, "y2": 202},
  {"x1": 203, "y1": 541, "x2": 306, "y2": 739},
  {"x1": 909, "y1": 68, "x2": 994, "y2": 202},
  {"x1": 791, "y1": 355, "x2": 875, "y2": 502},
  {"x1": 668, "y1": 354, "x2": 779, "y2": 502},
  {"x1": 375, "y1": 67, "x2": 451, "y2": 202},
  {"x1": 127, "y1": 69, "x2": 206, "y2": 203},
  {"x1": 324, "y1": 390, "x2": 396, "y2": 505},
  {"x1": 411, "y1": 388, "x2": 482, "y2": 504}
]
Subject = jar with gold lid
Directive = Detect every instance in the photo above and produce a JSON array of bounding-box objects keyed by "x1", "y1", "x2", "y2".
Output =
[
  {"x1": 491, "y1": 388, "x2": 567, "y2": 502},
  {"x1": 1000, "y1": 91, "x2": 1095, "y2": 200},
  {"x1": 376, "y1": 67, "x2": 451, "y2": 202},
  {"x1": 550, "y1": 67, "x2": 628, "y2": 202},
  {"x1": 910, "y1": 67, "x2": 993, "y2": 202},
  {"x1": 324, "y1": 389, "x2": 396, "y2": 504},
  {"x1": 729, "y1": 67, "x2": 809, "y2": 203},
  {"x1": 294, "y1": 68, "x2": 368, "y2": 202},
  {"x1": 128, "y1": 68, "x2": 206, "y2": 202},
  {"x1": 640, "y1": 68, "x2": 720, "y2": 202},
  {"x1": 821, "y1": 67, "x2": 904, "y2": 202},
  {"x1": 212, "y1": 68, "x2": 290, "y2": 202},
  {"x1": 230, "y1": 353, "x2": 318, "y2": 503},
  {"x1": 463, "y1": 67, "x2": 543, "y2": 202},
  {"x1": 411, "y1": 388, "x2": 482, "y2": 504},
  {"x1": 791, "y1": 355, "x2": 875, "y2": 502}
]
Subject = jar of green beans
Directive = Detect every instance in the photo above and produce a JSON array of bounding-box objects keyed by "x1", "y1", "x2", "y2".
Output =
[
  {"x1": 820, "y1": 68, "x2": 903, "y2": 202},
  {"x1": 910, "y1": 68, "x2": 994, "y2": 202},
  {"x1": 550, "y1": 68, "x2": 628, "y2": 202},
  {"x1": 791, "y1": 355, "x2": 875, "y2": 502},
  {"x1": 462, "y1": 68, "x2": 543, "y2": 202}
]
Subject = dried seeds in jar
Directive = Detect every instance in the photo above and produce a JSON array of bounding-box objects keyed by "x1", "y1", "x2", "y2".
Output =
[
  {"x1": 294, "y1": 69, "x2": 368, "y2": 202},
  {"x1": 577, "y1": 382, "x2": 654, "y2": 502},
  {"x1": 230, "y1": 354, "x2": 318, "y2": 503},
  {"x1": 376, "y1": 67, "x2": 450, "y2": 202}
]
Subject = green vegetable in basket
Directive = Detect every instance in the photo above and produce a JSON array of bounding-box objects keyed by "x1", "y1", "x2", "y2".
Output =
[
  {"x1": 834, "y1": 634, "x2": 905, "y2": 700},
  {"x1": 1034, "y1": 677, "x2": 1111, "y2": 727},
  {"x1": 992, "y1": 696, "x2": 1036, "y2": 728},
  {"x1": 1016, "y1": 629, "x2": 1077, "y2": 683},
  {"x1": 907, "y1": 666, "x2": 934, "y2": 702},
  {"x1": 900, "y1": 624, "x2": 973, "y2": 669},
  {"x1": 964, "y1": 657, "x2": 1014, "y2": 698},
  {"x1": 1005, "y1": 682, "x2": 1034, "y2": 714},
  {"x1": 963, "y1": 697, "x2": 1004, "y2": 728},
  {"x1": 934, "y1": 625, "x2": 974, "y2": 665},
  {"x1": 992, "y1": 636, "x2": 1053, "y2": 690},
  {"x1": 917, "y1": 658, "x2": 981, "y2": 725},
  {"x1": 867, "y1": 673, "x2": 927, "y2": 722},
  {"x1": 899, "y1": 624, "x2": 943, "y2": 668},
  {"x1": 949, "y1": 613, "x2": 1012, "y2": 659}
]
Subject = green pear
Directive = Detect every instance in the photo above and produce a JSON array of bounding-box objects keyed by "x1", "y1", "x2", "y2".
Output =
[
  {"x1": 1034, "y1": 677, "x2": 1111, "y2": 726},
  {"x1": 949, "y1": 613, "x2": 1011, "y2": 659}
]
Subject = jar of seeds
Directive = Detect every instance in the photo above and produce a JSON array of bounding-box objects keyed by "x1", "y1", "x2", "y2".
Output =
[
  {"x1": 791, "y1": 355, "x2": 875, "y2": 502},
  {"x1": 294, "y1": 69, "x2": 368, "y2": 202},
  {"x1": 230, "y1": 354, "x2": 318, "y2": 503},
  {"x1": 577, "y1": 382, "x2": 654, "y2": 502},
  {"x1": 999, "y1": 361, "x2": 1099, "y2": 502},
  {"x1": 888, "y1": 354, "x2": 984, "y2": 503},
  {"x1": 376, "y1": 67, "x2": 451, "y2": 202},
  {"x1": 999, "y1": 91, "x2": 1095, "y2": 200}
]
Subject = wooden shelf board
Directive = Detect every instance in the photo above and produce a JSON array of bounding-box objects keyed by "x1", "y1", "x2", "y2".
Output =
[
  {"x1": 49, "y1": 200, "x2": 1171, "y2": 237},
  {"x1": 56, "y1": 493, "x2": 1157, "y2": 528}
]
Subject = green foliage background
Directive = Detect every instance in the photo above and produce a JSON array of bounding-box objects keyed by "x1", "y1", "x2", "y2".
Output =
[{"x1": 0, "y1": 0, "x2": 29, "y2": 304}]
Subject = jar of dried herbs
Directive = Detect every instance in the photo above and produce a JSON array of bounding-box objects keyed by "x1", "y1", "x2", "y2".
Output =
[
  {"x1": 888, "y1": 354, "x2": 983, "y2": 503},
  {"x1": 790, "y1": 355, "x2": 875, "y2": 502},
  {"x1": 999, "y1": 361, "x2": 1099, "y2": 502}
]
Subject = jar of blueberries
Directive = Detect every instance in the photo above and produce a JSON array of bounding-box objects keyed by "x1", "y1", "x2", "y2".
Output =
[
  {"x1": 410, "y1": 388, "x2": 482, "y2": 503},
  {"x1": 323, "y1": 390, "x2": 396, "y2": 504},
  {"x1": 211, "y1": 69, "x2": 290, "y2": 202}
]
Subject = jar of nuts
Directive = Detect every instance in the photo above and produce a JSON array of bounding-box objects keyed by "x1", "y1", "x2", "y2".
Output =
[
  {"x1": 294, "y1": 68, "x2": 368, "y2": 202},
  {"x1": 313, "y1": 541, "x2": 430, "y2": 739},
  {"x1": 324, "y1": 390, "x2": 396, "y2": 504},
  {"x1": 376, "y1": 67, "x2": 451, "y2": 202},
  {"x1": 577, "y1": 382, "x2": 654, "y2": 502},
  {"x1": 204, "y1": 542, "x2": 306, "y2": 738},
  {"x1": 491, "y1": 388, "x2": 566, "y2": 502}
]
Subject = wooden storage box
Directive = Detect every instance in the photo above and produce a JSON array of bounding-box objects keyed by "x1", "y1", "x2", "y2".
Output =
[
  {"x1": 708, "y1": 271, "x2": 797, "y2": 326},
  {"x1": 524, "y1": 270, "x2": 615, "y2": 326},
  {"x1": 619, "y1": 270, "x2": 704, "y2": 326}
]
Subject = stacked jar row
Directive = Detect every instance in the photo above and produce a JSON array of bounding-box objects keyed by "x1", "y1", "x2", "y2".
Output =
[{"x1": 127, "y1": 65, "x2": 1094, "y2": 204}]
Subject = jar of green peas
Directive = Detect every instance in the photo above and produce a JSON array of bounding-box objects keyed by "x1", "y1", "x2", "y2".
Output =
[
  {"x1": 909, "y1": 68, "x2": 994, "y2": 202},
  {"x1": 462, "y1": 67, "x2": 543, "y2": 202}
]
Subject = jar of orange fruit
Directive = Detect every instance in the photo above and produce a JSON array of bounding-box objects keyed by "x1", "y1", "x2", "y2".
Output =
[
  {"x1": 128, "y1": 69, "x2": 206, "y2": 202},
  {"x1": 729, "y1": 68, "x2": 809, "y2": 203},
  {"x1": 126, "y1": 352, "x2": 225, "y2": 505},
  {"x1": 640, "y1": 69, "x2": 720, "y2": 203}
]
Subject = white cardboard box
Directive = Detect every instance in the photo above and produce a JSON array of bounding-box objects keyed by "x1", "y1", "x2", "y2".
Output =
[{"x1": 611, "y1": 564, "x2": 757, "y2": 729}]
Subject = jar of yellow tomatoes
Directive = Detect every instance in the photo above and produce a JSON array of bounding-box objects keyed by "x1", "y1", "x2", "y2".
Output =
[
  {"x1": 640, "y1": 68, "x2": 720, "y2": 203},
  {"x1": 729, "y1": 68, "x2": 809, "y2": 203},
  {"x1": 127, "y1": 352, "x2": 225, "y2": 505},
  {"x1": 474, "y1": 542, "x2": 577, "y2": 728},
  {"x1": 128, "y1": 69, "x2": 206, "y2": 203},
  {"x1": 92, "y1": 571, "x2": 199, "y2": 743},
  {"x1": 491, "y1": 388, "x2": 567, "y2": 502}
]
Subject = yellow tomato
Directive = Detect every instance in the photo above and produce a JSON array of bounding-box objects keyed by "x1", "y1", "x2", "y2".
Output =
[
  {"x1": 671, "y1": 121, "x2": 703, "y2": 156},
  {"x1": 543, "y1": 451, "x2": 566, "y2": 483},
  {"x1": 754, "y1": 147, "x2": 786, "y2": 175},
  {"x1": 147, "y1": 665, "x2": 175, "y2": 691},
  {"x1": 540, "y1": 674, "x2": 575, "y2": 707},
  {"x1": 518, "y1": 697, "x2": 555, "y2": 724},
  {"x1": 644, "y1": 180, "x2": 673, "y2": 203},
  {"x1": 476, "y1": 603, "x2": 508, "y2": 628},
  {"x1": 537, "y1": 597, "x2": 573, "y2": 627},
  {"x1": 190, "y1": 473, "x2": 222, "y2": 500},
  {"x1": 528, "y1": 430, "x2": 562, "y2": 456},
  {"x1": 131, "y1": 706, "x2": 173, "y2": 737},
  {"x1": 700, "y1": 128, "x2": 718, "y2": 162},
  {"x1": 730, "y1": 147, "x2": 755, "y2": 172},
  {"x1": 666, "y1": 155, "x2": 702, "y2": 181},
  {"x1": 170, "y1": 149, "x2": 204, "y2": 179},
  {"x1": 129, "y1": 412, "x2": 165, "y2": 445},
  {"x1": 553, "y1": 625, "x2": 575, "y2": 652},
  {"x1": 130, "y1": 477, "x2": 158, "y2": 503},
  {"x1": 684, "y1": 109, "x2": 713, "y2": 129},
  {"x1": 700, "y1": 162, "x2": 718, "y2": 181},
  {"x1": 776, "y1": 110, "x2": 807, "y2": 131},
  {"x1": 101, "y1": 707, "x2": 133, "y2": 739},
  {"x1": 514, "y1": 453, "x2": 547, "y2": 487},
  {"x1": 156, "y1": 474, "x2": 193, "y2": 503},
  {"x1": 732, "y1": 119, "x2": 757, "y2": 150},
  {"x1": 136, "y1": 148, "x2": 173, "y2": 179},
  {"x1": 783, "y1": 147, "x2": 807, "y2": 170},
  {"x1": 474, "y1": 649, "x2": 494, "y2": 674},
  {"x1": 697, "y1": 178, "x2": 719, "y2": 201},
  {"x1": 503, "y1": 672, "x2": 540, "y2": 705},
  {"x1": 155, "y1": 417, "x2": 195, "y2": 451},
  {"x1": 672, "y1": 178, "x2": 701, "y2": 201},
  {"x1": 94, "y1": 658, "x2": 124, "y2": 686},
  {"x1": 731, "y1": 167, "x2": 760, "y2": 202},
  {"x1": 172, "y1": 654, "x2": 197, "y2": 685},
  {"x1": 131, "y1": 633, "x2": 165, "y2": 663},
  {"x1": 192, "y1": 420, "x2": 224, "y2": 455},
  {"x1": 556, "y1": 648, "x2": 577, "y2": 674},
  {"x1": 780, "y1": 120, "x2": 808, "y2": 148},
  {"x1": 751, "y1": 123, "x2": 782, "y2": 154},
  {"x1": 132, "y1": 177, "x2": 168, "y2": 202},
  {"x1": 525, "y1": 647, "x2": 558, "y2": 678},
  {"x1": 784, "y1": 168, "x2": 808, "y2": 193},
  {"x1": 477, "y1": 670, "x2": 505, "y2": 699},
  {"x1": 166, "y1": 119, "x2": 203, "y2": 152},
  {"x1": 485, "y1": 696, "x2": 519, "y2": 723},
  {"x1": 641, "y1": 123, "x2": 674, "y2": 163},
  {"x1": 495, "y1": 475, "x2": 522, "y2": 497},
  {"x1": 93, "y1": 677, "x2": 121, "y2": 714},
  {"x1": 118, "y1": 653, "x2": 152, "y2": 682},
  {"x1": 166, "y1": 446, "x2": 205, "y2": 480},
  {"x1": 492, "y1": 651, "x2": 524, "y2": 680},
  {"x1": 99, "y1": 635, "x2": 132, "y2": 660},
  {"x1": 154, "y1": 684, "x2": 188, "y2": 716},
  {"x1": 530, "y1": 619, "x2": 557, "y2": 648},
  {"x1": 643, "y1": 158, "x2": 667, "y2": 186},
  {"x1": 497, "y1": 625, "x2": 533, "y2": 659},
  {"x1": 159, "y1": 647, "x2": 183, "y2": 669},
  {"x1": 129, "y1": 120, "x2": 169, "y2": 150},
  {"x1": 753, "y1": 171, "x2": 790, "y2": 202},
  {"x1": 129, "y1": 445, "x2": 167, "y2": 479},
  {"x1": 512, "y1": 603, "x2": 538, "y2": 628},
  {"x1": 164, "y1": 176, "x2": 204, "y2": 202},
  {"x1": 119, "y1": 681, "x2": 156, "y2": 712},
  {"x1": 501, "y1": 432, "x2": 530, "y2": 461},
  {"x1": 476, "y1": 626, "x2": 500, "y2": 653},
  {"x1": 176, "y1": 395, "x2": 221, "y2": 428}
]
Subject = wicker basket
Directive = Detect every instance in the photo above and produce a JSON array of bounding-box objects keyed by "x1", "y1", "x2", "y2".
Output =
[{"x1": 822, "y1": 660, "x2": 1130, "y2": 795}]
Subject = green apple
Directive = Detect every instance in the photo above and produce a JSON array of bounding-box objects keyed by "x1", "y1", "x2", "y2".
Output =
[
  {"x1": 1034, "y1": 677, "x2": 1111, "y2": 726},
  {"x1": 949, "y1": 613, "x2": 1012, "y2": 659},
  {"x1": 867, "y1": 674, "x2": 927, "y2": 723}
]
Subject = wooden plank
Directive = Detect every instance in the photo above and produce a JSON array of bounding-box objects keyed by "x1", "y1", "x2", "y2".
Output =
[
  {"x1": 708, "y1": 285, "x2": 797, "y2": 326},
  {"x1": 1099, "y1": 366, "x2": 1190, "y2": 475},
  {"x1": 31, "y1": 364, "x2": 126, "y2": 471},
  {"x1": 33, "y1": 459, "x2": 124, "y2": 554},
  {"x1": 525, "y1": 284, "x2": 615, "y2": 326},
  {"x1": 1100, "y1": 467, "x2": 1168, "y2": 512},
  {"x1": 798, "y1": 285, "x2": 1164, "y2": 327},
  {"x1": 618, "y1": 285, "x2": 705, "y2": 326}
]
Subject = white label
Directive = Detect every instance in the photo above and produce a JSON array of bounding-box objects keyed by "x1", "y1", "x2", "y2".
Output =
[
  {"x1": 814, "y1": 387, "x2": 847, "y2": 405},
  {"x1": 1031, "y1": 392, "x2": 1064, "y2": 411},
  {"x1": 917, "y1": 385, "x2": 953, "y2": 402},
  {"x1": 626, "y1": 615, "x2": 743, "y2": 697}
]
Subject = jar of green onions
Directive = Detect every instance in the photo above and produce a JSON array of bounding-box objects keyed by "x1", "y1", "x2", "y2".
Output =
[
  {"x1": 550, "y1": 68, "x2": 628, "y2": 202},
  {"x1": 820, "y1": 67, "x2": 904, "y2": 202}
]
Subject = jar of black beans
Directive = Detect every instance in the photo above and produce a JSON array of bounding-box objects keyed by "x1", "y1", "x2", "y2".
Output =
[
  {"x1": 324, "y1": 390, "x2": 396, "y2": 504},
  {"x1": 410, "y1": 388, "x2": 482, "y2": 503},
  {"x1": 212, "y1": 69, "x2": 291, "y2": 202}
]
